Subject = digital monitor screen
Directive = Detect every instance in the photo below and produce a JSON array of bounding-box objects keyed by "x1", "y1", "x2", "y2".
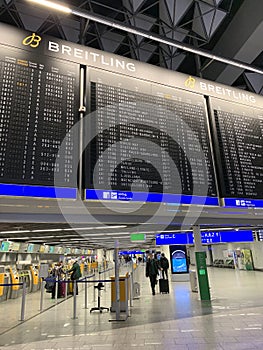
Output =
[
  {"x1": 0, "y1": 43, "x2": 79, "y2": 196},
  {"x1": 85, "y1": 80, "x2": 218, "y2": 206},
  {"x1": 27, "y1": 243, "x2": 34, "y2": 253},
  {"x1": 0, "y1": 241, "x2": 10, "y2": 252},
  {"x1": 209, "y1": 98, "x2": 263, "y2": 202},
  {"x1": 169, "y1": 245, "x2": 188, "y2": 274}
]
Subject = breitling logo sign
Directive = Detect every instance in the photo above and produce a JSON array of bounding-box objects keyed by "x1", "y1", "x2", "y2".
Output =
[
  {"x1": 22, "y1": 33, "x2": 42, "y2": 48},
  {"x1": 184, "y1": 76, "x2": 196, "y2": 89}
]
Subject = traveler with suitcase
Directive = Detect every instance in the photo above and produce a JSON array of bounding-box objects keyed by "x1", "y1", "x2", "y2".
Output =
[
  {"x1": 160, "y1": 253, "x2": 169, "y2": 279},
  {"x1": 146, "y1": 253, "x2": 159, "y2": 295}
]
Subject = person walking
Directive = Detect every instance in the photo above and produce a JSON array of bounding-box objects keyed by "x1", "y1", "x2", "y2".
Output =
[
  {"x1": 146, "y1": 253, "x2": 159, "y2": 295},
  {"x1": 160, "y1": 253, "x2": 169, "y2": 279}
]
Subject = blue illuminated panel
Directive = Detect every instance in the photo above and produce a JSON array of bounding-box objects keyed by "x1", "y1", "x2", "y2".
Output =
[
  {"x1": 119, "y1": 250, "x2": 144, "y2": 255},
  {"x1": 224, "y1": 198, "x2": 263, "y2": 208},
  {"x1": 85, "y1": 189, "x2": 219, "y2": 206},
  {"x1": 0, "y1": 183, "x2": 77, "y2": 199},
  {"x1": 156, "y1": 233, "x2": 189, "y2": 245},
  {"x1": 156, "y1": 230, "x2": 253, "y2": 245},
  {"x1": 220, "y1": 230, "x2": 253, "y2": 243}
]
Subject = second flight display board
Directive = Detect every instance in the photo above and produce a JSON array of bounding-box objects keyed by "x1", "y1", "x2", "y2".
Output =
[{"x1": 85, "y1": 73, "x2": 218, "y2": 206}]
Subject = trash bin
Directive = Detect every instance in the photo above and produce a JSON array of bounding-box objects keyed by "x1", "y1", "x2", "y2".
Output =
[
  {"x1": 189, "y1": 270, "x2": 198, "y2": 292},
  {"x1": 110, "y1": 273, "x2": 129, "y2": 312}
]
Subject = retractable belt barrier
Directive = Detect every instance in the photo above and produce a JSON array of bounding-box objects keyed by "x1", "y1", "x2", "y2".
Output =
[
  {"x1": 0, "y1": 271, "x2": 132, "y2": 324},
  {"x1": 0, "y1": 281, "x2": 26, "y2": 321}
]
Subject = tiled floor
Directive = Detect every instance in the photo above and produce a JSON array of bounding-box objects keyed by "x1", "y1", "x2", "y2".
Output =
[{"x1": 1, "y1": 265, "x2": 263, "y2": 349}]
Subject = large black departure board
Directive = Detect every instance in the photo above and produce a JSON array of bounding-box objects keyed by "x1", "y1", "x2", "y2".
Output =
[
  {"x1": 210, "y1": 98, "x2": 263, "y2": 199},
  {"x1": 86, "y1": 81, "x2": 218, "y2": 199},
  {"x1": 0, "y1": 45, "x2": 79, "y2": 187}
]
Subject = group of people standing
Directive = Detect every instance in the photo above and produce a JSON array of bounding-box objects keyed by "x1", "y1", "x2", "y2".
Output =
[
  {"x1": 146, "y1": 253, "x2": 169, "y2": 295},
  {"x1": 49, "y1": 260, "x2": 82, "y2": 299}
]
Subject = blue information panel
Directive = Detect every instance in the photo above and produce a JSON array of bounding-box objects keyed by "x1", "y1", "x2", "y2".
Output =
[
  {"x1": 0, "y1": 183, "x2": 77, "y2": 199},
  {"x1": 86, "y1": 189, "x2": 219, "y2": 206},
  {"x1": 156, "y1": 230, "x2": 253, "y2": 245},
  {"x1": 119, "y1": 250, "x2": 144, "y2": 255}
]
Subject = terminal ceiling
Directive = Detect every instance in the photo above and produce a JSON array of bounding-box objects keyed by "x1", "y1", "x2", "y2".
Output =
[
  {"x1": 1, "y1": 0, "x2": 263, "y2": 94},
  {"x1": 0, "y1": 0, "x2": 263, "y2": 250}
]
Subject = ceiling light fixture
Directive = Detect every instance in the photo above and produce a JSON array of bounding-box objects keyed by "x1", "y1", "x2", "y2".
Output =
[
  {"x1": 28, "y1": 0, "x2": 71, "y2": 13},
  {"x1": 26, "y1": 0, "x2": 263, "y2": 75},
  {"x1": 31, "y1": 229, "x2": 62, "y2": 232},
  {"x1": 0, "y1": 230, "x2": 31, "y2": 234}
]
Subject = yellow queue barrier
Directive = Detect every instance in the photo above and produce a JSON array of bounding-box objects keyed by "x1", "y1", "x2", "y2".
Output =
[{"x1": 110, "y1": 273, "x2": 129, "y2": 312}]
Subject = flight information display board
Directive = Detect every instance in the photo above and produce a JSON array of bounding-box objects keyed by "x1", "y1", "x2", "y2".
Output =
[
  {"x1": 85, "y1": 80, "x2": 218, "y2": 205},
  {"x1": 210, "y1": 98, "x2": 263, "y2": 206},
  {"x1": 0, "y1": 45, "x2": 79, "y2": 195}
]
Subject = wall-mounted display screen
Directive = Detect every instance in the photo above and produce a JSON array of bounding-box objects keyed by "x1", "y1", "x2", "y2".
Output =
[
  {"x1": 27, "y1": 243, "x2": 34, "y2": 253},
  {"x1": 85, "y1": 79, "x2": 218, "y2": 205},
  {"x1": 0, "y1": 241, "x2": 10, "y2": 252},
  {"x1": 209, "y1": 98, "x2": 263, "y2": 206},
  {"x1": 0, "y1": 44, "x2": 79, "y2": 197}
]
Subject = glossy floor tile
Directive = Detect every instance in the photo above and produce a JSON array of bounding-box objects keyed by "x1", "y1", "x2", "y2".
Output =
[{"x1": 1, "y1": 265, "x2": 263, "y2": 349}]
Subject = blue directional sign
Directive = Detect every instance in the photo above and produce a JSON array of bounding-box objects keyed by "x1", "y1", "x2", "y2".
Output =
[
  {"x1": 86, "y1": 189, "x2": 219, "y2": 206},
  {"x1": 156, "y1": 230, "x2": 253, "y2": 245},
  {"x1": 224, "y1": 198, "x2": 263, "y2": 208}
]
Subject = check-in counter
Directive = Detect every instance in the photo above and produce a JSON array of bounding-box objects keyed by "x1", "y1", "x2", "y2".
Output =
[
  {"x1": 0, "y1": 266, "x2": 10, "y2": 302},
  {"x1": 9, "y1": 266, "x2": 20, "y2": 299},
  {"x1": 29, "y1": 265, "x2": 40, "y2": 292},
  {"x1": 18, "y1": 269, "x2": 32, "y2": 293}
]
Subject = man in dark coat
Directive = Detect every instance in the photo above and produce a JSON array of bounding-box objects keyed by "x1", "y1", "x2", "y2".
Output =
[
  {"x1": 146, "y1": 254, "x2": 159, "y2": 295},
  {"x1": 68, "y1": 260, "x2": 82, "y2": 295},
  {"x1": 160, "y1": 253, "x2": 169, "y2": 279}
]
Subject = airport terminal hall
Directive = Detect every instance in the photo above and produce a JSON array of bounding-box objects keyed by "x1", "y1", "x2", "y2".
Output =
[{"x1": 0, "y1": 0, "x2": 263, "y2": 349}]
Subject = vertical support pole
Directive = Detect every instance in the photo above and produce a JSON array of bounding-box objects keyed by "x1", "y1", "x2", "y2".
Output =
[
  {"x1": 129, "y1": 273, "x2": 133, "y2": 307},
  {"x1": 114, "y1": 240, "x2": 120, "y2": 321},
  {"x1": 131, "y1": 263, "x2": 134, "y2": 302},
  {"x1": 20, "y1": 282, "x2": 26, "y2": 321},
  {"x1": 65, "y1": 274, "x2": 68, "y2": 300},
  {"x1": 73, "y1": 280, "x2": 77, "y2": 319},
  {"x1": 193, "y1": 225, "x2": 211, "y2": 301},
  {"x1": 84, "y1": 277, "x2": 88, "y2": 309},
  {"x1": 104, "y1": 269, "x2": 106, "y2": 292},
  {"x1": 125, "y1": 276, "x2": 129, "y2": 318},
  {"x1": 55, "y1": 276, "x2": 58, "y2": 303},
  {"x1": 78, "y1": 66, "x2": 86, "y2": 200},
  {"x1": 40, "y1": 278, "x2": 44, "y2": 312}
]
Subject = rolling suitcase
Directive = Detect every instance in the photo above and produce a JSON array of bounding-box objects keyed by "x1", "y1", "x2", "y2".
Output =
[{"x1": 159, "y1": 278, "x2": 169, "y2": 294}]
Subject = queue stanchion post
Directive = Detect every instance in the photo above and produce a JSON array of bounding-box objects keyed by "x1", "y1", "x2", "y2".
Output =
[
  {"x1": 65, "y1": 273, "x2": 68, "y2": 299},
  {"x1": 129, "y1": 273, "x2": 133, "y2": 308},
  {"x1": 72, "y1": 280, "x2": 77, "y2": 319},
  {"x1": 55, "y1": 276, "x2": 58, "y2": 303},
  {"x1": 104, "y1": 270, "x2": 106, "y2": 292},
  {"x1": 20, "y1": 281, "x2": 26, "y2": 321},
  {"x1": 93, "y1": 275, "x2": 96, "y2": 302},
  {"x1": 84, "y1": 277, "x2": 88, "y2": 309},
  {"x1": 125, "y1": 276, "x2": 129, "y2": 319},
  {"x1": 40, "y1": 278, "x2": 45, "y2": 312}
]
